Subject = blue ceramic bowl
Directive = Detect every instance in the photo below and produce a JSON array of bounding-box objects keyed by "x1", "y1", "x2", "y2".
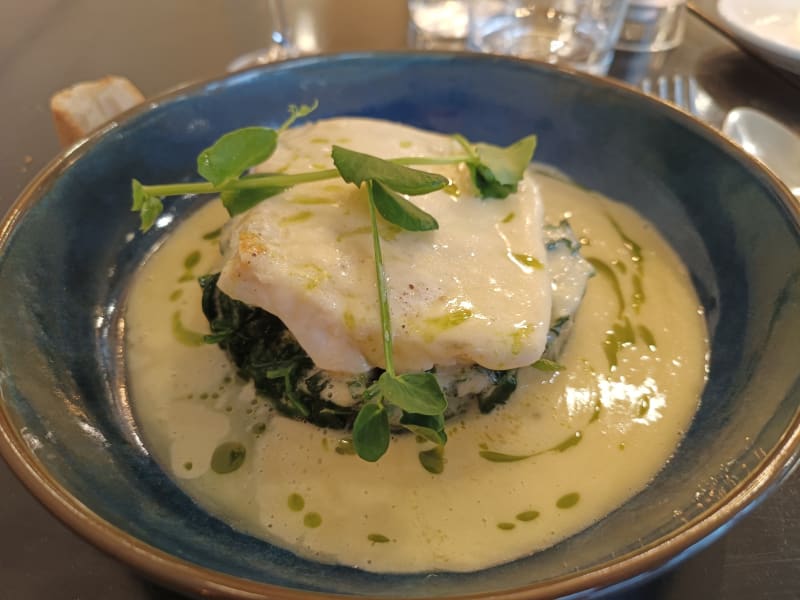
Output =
[{"x1": 1, "y1": 53, "x2": 799, "y2": 599}]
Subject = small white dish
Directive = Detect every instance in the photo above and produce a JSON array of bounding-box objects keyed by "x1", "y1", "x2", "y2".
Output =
[
  {"x1": 717, "y1": 0, "x2": 800, "y2": 75},
  {"x1": 722, "y1": 107, "x2": 800, "y2": 197}
]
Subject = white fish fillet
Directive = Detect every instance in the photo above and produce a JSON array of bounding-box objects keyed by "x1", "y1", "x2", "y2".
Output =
[{"x1": 217, "y1": 118, "x2": 551, "y2": 373}]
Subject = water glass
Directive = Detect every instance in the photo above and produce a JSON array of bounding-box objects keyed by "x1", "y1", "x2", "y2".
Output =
[
  {"x1": 615, "y1": 0, "x2": 687, "y2": 52},
  {"x1": 469, "y1": 0, "x2": 630, "y2": 75},
  {"x1": 227, "y1": 0, "x2": 297, "y2": 72},
  {"x1": 408, "y1": 0, "x2": 471, "y2": 49}
]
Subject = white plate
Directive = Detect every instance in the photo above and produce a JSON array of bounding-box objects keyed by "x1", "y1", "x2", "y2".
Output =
[{"x1": 717, "y1": 0, "x2": 800, "y2": 75}]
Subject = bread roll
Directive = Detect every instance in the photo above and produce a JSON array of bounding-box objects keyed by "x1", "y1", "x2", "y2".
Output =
[{"x1": 50, "y1": 76, "x2": 144, "y2": 147}]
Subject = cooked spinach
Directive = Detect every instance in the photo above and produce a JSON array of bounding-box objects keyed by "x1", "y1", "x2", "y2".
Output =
[
  {"x1": 200, "y1": 273, "x2": 370, "y2": 429},
  {"x1": 476, "y1": 369, "x2": 518, "y2": 413},
  {"x1": 199, "y1": 274, "x2": 518, "y2": 429}
]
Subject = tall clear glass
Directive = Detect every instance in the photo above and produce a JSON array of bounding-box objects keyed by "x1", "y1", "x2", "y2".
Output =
[
  {"x1": 227, "y1": 0, "x2": 297, "y2": 72},
  {"x1": 407, "y1": 0, "x2": 471, "y2": 49}
]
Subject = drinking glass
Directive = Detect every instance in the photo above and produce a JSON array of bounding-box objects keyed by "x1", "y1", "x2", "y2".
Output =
[
  {"x1": 469, "y1": 0, "x2": 630, "y2": 75},
  {"x1": 407, "y1": 0, "x2": 471, "y2": 49},
  {"x1": 227, "y1": 0, "x2": 297, "y2": 72},
  {"x1": 615, "y1": 0, "x2": 687, "y2": 52}
]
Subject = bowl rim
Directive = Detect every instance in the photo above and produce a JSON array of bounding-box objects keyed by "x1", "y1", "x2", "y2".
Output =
[{"x1": 1, "y1": 50, "x2": 800, "y2": 599}]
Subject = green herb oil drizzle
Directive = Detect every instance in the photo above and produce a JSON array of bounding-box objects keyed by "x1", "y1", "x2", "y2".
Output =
[
  {"x1": 418, "y1": 445, "x2": 445, "y2": 474},
  {"x1": 211, "y1": 442, "x2": 246, "y2": 474},
  {"x1": 556, "y1": 492, "x2": 580, "y2": 509},
  {"x1": 171, "y1": 311, "x2": 206, "y2": 347}
]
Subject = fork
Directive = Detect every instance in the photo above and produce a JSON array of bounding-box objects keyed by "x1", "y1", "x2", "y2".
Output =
[
  {"x1": 640, "y1": 75, "x2": 798, "y2": 195},
  {"x1": 640, "y1": 74, "x2": 700, "y2": 114},
  {"x1": 639, "y1": 73, "x2": 727, "y2": 129}
]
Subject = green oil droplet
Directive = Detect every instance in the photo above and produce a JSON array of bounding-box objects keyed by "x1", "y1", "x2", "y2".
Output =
[
  {"x1": 304, "y1": 512, "x2": 322, "y2": 528},
  {"x1": 183, "y1": 250, "x2": 201, "y2": 270},
  {"x1": 171, "y1": 311, "x2": 206, "y2": 347},
  {"x1": 532, "y1": 358, "x2": 565, "y2": 372},
  {"x1": 479, "y1": 449, "x2": 531, "y2": 463},
  {"x1": 288, "y1": 493, "x2": 305, "y2": 512},
  {"x1": 556, "y1": 492, "x2": 580, "y2": 509},
  {"x1": 637, "y1": 324, "x2": 657, "y2": 349},
  {"x1": 291, "y1": 196, "x2": 337, "y2": 206},
  {"x1": 419, "y1": 446, "x2": 445, "y2": 474},
  {"x1": 211, "y1": 442, "x2": 246, "y2": 474},
  {"x1": 279, "y1": 210, "x2": 313, "y2": 225},
  {"x1": 497, "y1": 522, "x2": 516, "y2": 531},
  {"x1": 202, "y1": 227, "x2": 222, "y2": 241},
  {"x1": 336, "y1": 438, "x2": 356, "y2": 455},
  {"x1": 551, "y1": 431, "x2": 582, "y2": 453},
  {"x1": 423, "y1": 307, "x2": 473, "y2": 337},
  {"x1": 443, "y1": 183, "x2": 460, "y2": 196},
  {"x1": 516, "y1": 510, "x2": 540, "y2": 522},
  {"x1": 603, "y1": 316, "x2": 637, "y2": 370},
  {"x1": 502, "y1": 212, "x2": 515, "y2": 223},
  {"x1": 632, "y1": 274, "x2": 646, "y2": 312},
  {"x1": 183, "y1": 461, "x2": 193, "y2": 471},
  {"x1": 169, "y1": 289, "x2": 183, "y2": 302},
  {"x1": 343, "y1": 310, "x2": 356, "y2": 331},
  {"x1": 608, "y1": 215, "x2": 644, "y2": 268},
  {"x1": 511, "y1": 253, "x2": 544, "y2": 270},
  {"x1": 368, "y1": 533, "x2": 390, "y2": 543},
  {"x1": 510, "y1": 323, "x2": 536, "y2": 356},
  {"x1": 586, "y1": 257, "x2": 625, "y2": 318}
]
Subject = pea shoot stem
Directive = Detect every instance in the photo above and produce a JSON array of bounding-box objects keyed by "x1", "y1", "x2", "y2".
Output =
[
  {"x1": 366, "y1": 181, "x2": 396, "y2": 378},
  {"x1": 138, "y1": 155, "x2": 472, "y2": 199}
]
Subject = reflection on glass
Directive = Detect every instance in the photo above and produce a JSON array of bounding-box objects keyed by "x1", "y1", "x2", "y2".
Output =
[
  {"x1": 407, "y1": 0, "x2": 470, "y2": 49},
  {"x1": 227, "y1": 0, "x2": 298, "y2": 72}
]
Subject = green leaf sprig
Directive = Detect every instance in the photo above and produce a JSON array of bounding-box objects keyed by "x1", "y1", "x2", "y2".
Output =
[
  {"x1": 332, "y1": 146, "x2": 448, "y2": 460},
  {"x1": 132, "y1": 103, "x2": 537, "y2": 231},
  {"x1": 131, "y1": 102, "x2": 539, "y2": 462},
  {"x1": 132, "y1": 101, "x2": 322, "y2": 228},
  {"x1": 454, "y1": 134, "x2": 537, "y2": 199}
]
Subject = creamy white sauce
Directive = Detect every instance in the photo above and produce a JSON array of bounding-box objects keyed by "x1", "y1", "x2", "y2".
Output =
[{"x1": 126, "y1": 121, "x2": 708, "y2": 573}]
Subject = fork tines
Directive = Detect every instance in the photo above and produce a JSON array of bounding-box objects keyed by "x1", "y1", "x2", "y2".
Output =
[{"x1": 640, "y1": 74, "x2": 700, "y2": 115}]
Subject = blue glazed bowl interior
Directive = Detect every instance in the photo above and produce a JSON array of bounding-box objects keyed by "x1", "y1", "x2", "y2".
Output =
[{"x1": 1, "y1": 53, "x2": 799, "y2": 598}]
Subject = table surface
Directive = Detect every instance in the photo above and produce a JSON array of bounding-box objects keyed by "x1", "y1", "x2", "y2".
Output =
[{"x1": 1, "y1": 1, "x2": 799, "y2": 598}]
